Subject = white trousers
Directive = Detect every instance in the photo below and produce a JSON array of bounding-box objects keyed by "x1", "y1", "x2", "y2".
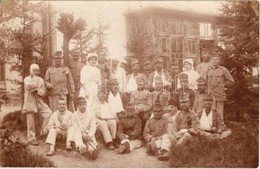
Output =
[
  {"x1": 45, "y1": 127, "x2": 74, "y2": 146},
  {"x1": 96, "y1": 119, "x2": 117, "y2": 143}
]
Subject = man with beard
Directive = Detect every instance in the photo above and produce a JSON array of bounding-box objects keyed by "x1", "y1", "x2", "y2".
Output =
[{"x1": 157, "y1": 94, "x2": 200, "y2": 161}]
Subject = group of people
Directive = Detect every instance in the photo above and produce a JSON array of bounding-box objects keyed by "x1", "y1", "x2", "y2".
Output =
[{"x1": 22, "y1": 48, "x2": 235, "y2": 161}]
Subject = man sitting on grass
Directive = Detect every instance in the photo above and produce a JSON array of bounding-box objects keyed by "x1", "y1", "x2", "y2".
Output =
[
  {"x1": 198, "y1": 93, "x2": 232, "y2": 139},
  {"x1": 116, "y1": 108, "x2": 142, "y2": 154},
  {"x1": 157, "y1": 94, "x2": 200, "y2": 161},
  {"x1": 72, "y1": 97, "x2": 98, "y2": 160},
  {"x1": 45, "y1": 97, "x2": 74, "y2": 156},
  {"x1": 143, "y1": 104, "x2": 168, "y2": 156}
]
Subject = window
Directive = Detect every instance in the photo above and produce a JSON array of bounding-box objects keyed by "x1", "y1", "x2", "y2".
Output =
[
  {"x1": 186, "y1": 22, "x2": 197, "y2": 36},
  {"x1": 171, "y1": 38, "x2": 183, "y2": 58},
  {"x1": 187, "y1": 39, "x2": 196, "y2": 54},
  {"x1": 171, "y1": 20, "x2": 182, "y2": 35},
  {"x1": 161, "y1": 38, "x2": 167, "y2": 52},
  {"x1": 199, "y1": 23, "x2": 213, "y2": 37}
]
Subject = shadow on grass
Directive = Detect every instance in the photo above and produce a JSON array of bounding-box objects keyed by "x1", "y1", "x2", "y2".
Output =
[{"x1": 170, "y1": 122, "x2": 259, "y2": 168}]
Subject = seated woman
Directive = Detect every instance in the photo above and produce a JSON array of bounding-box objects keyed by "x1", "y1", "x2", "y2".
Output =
[
  {"x1": 198, "y1": 93, "x2": 232, "y2": 140},
  {"x1": 92, "y1": 88, "x2": 117, "y2": 150}
]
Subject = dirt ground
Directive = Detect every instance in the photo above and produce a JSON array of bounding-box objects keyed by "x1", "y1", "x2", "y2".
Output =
[{"x1": 1, "y1": 105, "x2": 170, "y2": 168}]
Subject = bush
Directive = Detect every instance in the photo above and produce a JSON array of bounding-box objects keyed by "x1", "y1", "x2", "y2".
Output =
[
  {"x1": 0, "y1": 126, "x2": 55, "y2": 167},
  {"x1": 170, "y1": 121, "x2": 258, "y2": 168}
]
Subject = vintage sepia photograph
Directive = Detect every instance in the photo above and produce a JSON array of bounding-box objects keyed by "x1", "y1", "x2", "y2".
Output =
[{"x1": 0, "y1": 0, "x2": 259, "y2": 168}]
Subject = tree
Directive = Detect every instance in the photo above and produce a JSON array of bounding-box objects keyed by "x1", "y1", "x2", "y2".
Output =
[
  {"x1": 0, "y1": 0, "x2": 55, "y2": 94},
  {"x1": 57, "y1": 13, "x2": 86, "y2": 67},
  {"x1": 216, "y1": 1, "x2": 259, "y2": 120}
]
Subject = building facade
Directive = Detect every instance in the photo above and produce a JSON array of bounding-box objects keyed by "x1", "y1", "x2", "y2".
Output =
[{"x1": 125, "y1": 7, "x2": 218, "y2": 73}]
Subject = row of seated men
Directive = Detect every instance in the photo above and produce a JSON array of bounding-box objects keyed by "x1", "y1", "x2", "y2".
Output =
[{"x1": 39, "y1": 74, "x2": 231, "y2": 161}]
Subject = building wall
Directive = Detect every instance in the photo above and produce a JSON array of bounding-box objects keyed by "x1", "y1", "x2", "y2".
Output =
[{"x1": 126, "y1": 9, "x2": 216, "y2": 73}]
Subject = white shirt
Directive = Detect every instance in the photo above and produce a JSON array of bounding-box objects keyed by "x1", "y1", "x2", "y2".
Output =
[
  {"x1": 108, "y1": 92, "x2": 124, "y2": 114},
  {"x1": 111, "y1": 67, "x2": 127, "y2": 92},
  {"x1": 80, "y1": 64, "x2": 101, "y2": 95},
  {"x1": 126, "y1": 74, "x2": 138, "y2": 93},
  {"x1": 200, "y1": 109, "x2": 213, "y2": 131}
]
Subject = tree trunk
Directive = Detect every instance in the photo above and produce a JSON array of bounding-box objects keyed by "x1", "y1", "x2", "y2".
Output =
[{"x1": 63, "y1": 34, "x2": 70, "y2": 67}]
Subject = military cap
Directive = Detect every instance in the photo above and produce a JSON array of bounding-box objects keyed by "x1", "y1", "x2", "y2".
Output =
[
  {"x1": 203, "y1": 93, "x2": 214, "y2": 100},
  {"x1": 154, "y1": 75, "x2": 163, "y2": 83},
  {"x1": 143, "y1": 60, "x2": 151, "y2": 66},
  {"x1": 179, "y1": 93, "x2": 190, "y2": 102},
  {"x1": 179, "y1": 72, "x2": 188, "y2": 80},
  {"x1": 197, "y1": 77, "x2": 207, "y2": 85},
  {"x1": 153, "y1": 103, "x2": 163, "y2": 111},
  {"x1": 76, "y1": 97, "x2": 87, "y2": 104},
  {"x1": 87, "y1": 53, "x2": 98, "y2": 61},
  {"x1": 131, "y1": 59, "x2": 139, "y2": 66},
  {"x1": 53, "y1": 51, "x2": 63, "y2": 59},
  {"x1": 154, "y1": 57, "x2": 163, "y2": 64},
  {"x1": 136, "y1": 73, "x2": 147, "y2": 81}
]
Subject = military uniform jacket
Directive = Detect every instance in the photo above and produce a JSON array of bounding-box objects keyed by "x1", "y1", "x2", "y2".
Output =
[
  {"x1": 192, "y1": 91, "x2": 216, "y2": 113},
  {"x1": 151, "y1": 90, "x2": 171, "y2": 107},
  {"x1": 204, "y1": 65, "x2": 235, "y2": 101},
  {"x1": 197, "y1": 108, "x2": 227, "y2": 133},
  {"x1": 172, "y1": 88, "x2": 195, "y2": 110},
  {"x1": 117, "y1": 115, "x2": 142, "y2": 140},
  {"x1": 69, "y1": 59, "x2": 84, "y2": 90},
  {"x1": 143, "y1": 117, "x2": 168, "y2": 142},
  {"x1": 129, "y1": 89, "x2": 152, "y2": 111},
  {"x1": 172, "y1": 110, "x2": 200, "y2": 139},
  {"x1": 45, "y1": 66, "x2": 75, "y2": 95}
]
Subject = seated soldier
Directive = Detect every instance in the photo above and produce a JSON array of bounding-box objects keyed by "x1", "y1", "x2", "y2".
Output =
[
  {"x1": 45, "y1": 97, "x2": 74, "y2": 156},
  {"x1": 162, "y1": 104, "x2": 178, "y2": 135},
  {"x1": 151, "y1": 76, "x2": 171, "y2": 110},
  {"x1": 72, "y1": 97, "x2": 98, "y2": 160},
  {"x1": 93, "y1": 89, "x2": 117, "y2": 150},
  {"x1": 199, "y1": 93, "x2": 232, "y2": 139},
  {"x1": 143, "y1": 104, "x2": 168, "y2": 156},
  {"x1": 128, "y1": 73, "x2": 152, "y2": 131},
  {"x1": 192, "y1": 77, "x2": 215, "y2": 113},
  {"x1": 116, "y1": 108, "x2": 142, "y2": 154},
  {"x1": 157, "y1": 94, "x2": 200, "y2": 161},
  {"x1": 107, "y1": 79, "x2": 128, "y2": 116},
  {"x1": 172, "y1": 72, "x2": 195, "y2": 110}
]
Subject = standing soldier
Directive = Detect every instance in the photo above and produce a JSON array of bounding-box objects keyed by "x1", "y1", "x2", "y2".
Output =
[
  {"x1": 126, "y1": 59, "x2": 140, "y2": 94},
  {"x1": 69, "y1": 49, "x2": 84, "y2": 104},
  {"x1": 196, "y1": 48, "x2": 211, "y2": 77},
  {"x1": 45, "y1": 51, "x2": 75, "y2": 112},
  {"x1": 204, "y1": 55, "x2": 235, "y2": 119},
  {"x1": 148, "y1": 56, "x2": 171, "y2": 91},
  {"x1": 98, "y1": 53, "x2": 111, "y2": 85},
  {"x1": 22, "y1": 64, "x2": 52, "y2": 145},
  {"x1": 143, "y1": 60, "x2": 152, "y2": 79}
]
